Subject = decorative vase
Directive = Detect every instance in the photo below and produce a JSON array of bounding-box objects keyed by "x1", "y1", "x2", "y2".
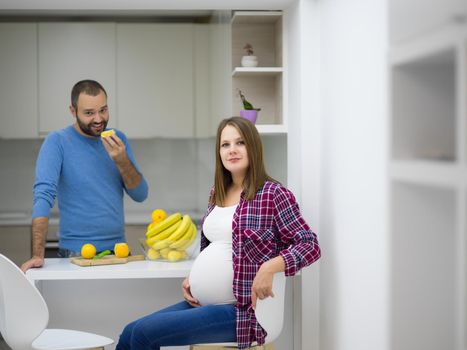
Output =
[
  {"x1": 241, "y1": 55, "x2": 258, "y2": 67},
  {"x1": 240, "y1": 110, "x2": 258, "y2": 124}
]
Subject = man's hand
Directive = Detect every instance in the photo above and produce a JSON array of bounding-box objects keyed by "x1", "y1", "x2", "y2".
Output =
[
  {"x1": 182, "y1": 277, "x2": 200, "y2": 307},
  {"x1": 21, "y1": 256, "x2": 44, "y2": 273},
  {"x1": 101, "y1": 133, "x2": 127, "y2": 163}
]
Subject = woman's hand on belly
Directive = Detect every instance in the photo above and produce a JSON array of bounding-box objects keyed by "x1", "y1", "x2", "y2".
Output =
[{"x1": 182, "y1": 277, "x2": 201, "y2": 307}]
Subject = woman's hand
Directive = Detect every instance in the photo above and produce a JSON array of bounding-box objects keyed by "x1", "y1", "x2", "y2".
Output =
[
  {"x1": 251, "y1": 268, "x2": 275, "y2": 310},
  {"x1": 251, "y1": 256, "x2": 285, "y2": 309},
  {"x1": 182, "y1": 277, "x2": 200, "y2": 307}
]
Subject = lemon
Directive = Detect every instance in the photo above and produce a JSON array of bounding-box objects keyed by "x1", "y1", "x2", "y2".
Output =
[
  {"x1": 147, "y1": 248, "x2": 160, "y2": 260},
  {"x1": 81, "y1": 243, "x2": 96, "y2": 259},
  {"x1": 151, "y1": 209, "x2": 167, "y2": 224},
  {"x1": 114, "y1": 242, "x2": 130, "y2": 258}
]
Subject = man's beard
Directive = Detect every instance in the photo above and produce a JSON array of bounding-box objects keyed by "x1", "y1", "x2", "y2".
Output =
[{"x1": 76, "y1": 115, "x2": 108, "y2": 137}]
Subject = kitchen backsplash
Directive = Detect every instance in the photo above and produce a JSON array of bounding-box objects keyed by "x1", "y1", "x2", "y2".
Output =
[{"x1": 0, "y1": 135, "x2": 287, "y2": 218}]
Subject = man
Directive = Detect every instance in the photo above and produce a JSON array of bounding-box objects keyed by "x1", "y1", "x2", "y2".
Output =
[{"x1": 21, "y1": 80, "x2": 148, "y2": 272}]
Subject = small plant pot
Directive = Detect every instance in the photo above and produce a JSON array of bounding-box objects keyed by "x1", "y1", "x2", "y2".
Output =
[
  {"x1": 241, "y1": 55, "x2": 258, "y2": 67},
  {"x1": 240, "y1": 109, "x2": 258, "y2": 124}
]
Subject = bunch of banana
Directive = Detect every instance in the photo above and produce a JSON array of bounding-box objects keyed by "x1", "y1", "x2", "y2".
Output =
[{"x1": 144, "y1": 213, "x2": 197, "y2": 262}]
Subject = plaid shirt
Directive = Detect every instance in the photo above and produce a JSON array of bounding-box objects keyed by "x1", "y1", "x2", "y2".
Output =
[{"x1": 200, "y1": 181, "x2": 321, "y2": 349}]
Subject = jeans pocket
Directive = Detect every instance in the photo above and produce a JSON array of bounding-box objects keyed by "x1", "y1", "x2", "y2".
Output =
[{"x1": 242, "y1": 229, "x2": 275, "y2": 264}]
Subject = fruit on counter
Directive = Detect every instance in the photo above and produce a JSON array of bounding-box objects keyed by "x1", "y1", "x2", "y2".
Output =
[
  {"x1": 151, "y1": 209, "x2": 167, "y2": 224},
  {"x1": 169, "y1": 223, "x2": 196, "y2": 249},
  {"x1": 142, "y1": 212, "x2": 198, "y2": 262},
  {"x1": 100, "y1": 129, "x2": 115, "y2": 138},
  {"x1": 146, "y1": 219, "x2": 182, "y2": 246},
  {"x1": 167, "y1": 250, "x2": 184, "y2": 262},
  {"x1": 147, "y1": 248, "x2": 160, "y2": 260},
  {"x1": 146, "y1": 212, "x2": 182, "y2": 238},
  {"x1": 114, "y1": 243, "x2": 130, "y2": 258},
  {"x1": 151, "y1": 215, "x2": 191, "y2": 250},
  {"x1": 81, "y1": 243, "x2": 97, "y2": 259},
  {"x1": 159, "y1": 247, "x2": 171, "y2": 259},
  {"x1": 93, "y1": 250, "x2": 112, "y2": 260}
]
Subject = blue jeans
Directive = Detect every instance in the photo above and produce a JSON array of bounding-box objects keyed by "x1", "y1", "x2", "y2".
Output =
[{"x1": 116, "y1": 301, "x2": 236, "y2": 350}]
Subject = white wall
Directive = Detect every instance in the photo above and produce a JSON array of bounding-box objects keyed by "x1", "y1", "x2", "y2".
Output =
[{"x1": 297, "y1": 0, "x2": 389, "y2": 349}]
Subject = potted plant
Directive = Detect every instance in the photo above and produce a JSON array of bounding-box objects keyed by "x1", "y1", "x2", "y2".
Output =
[
  {"x1": 238, "y1": 89, "x2": 260, "y2": 124},
  {"x1": 241, "y1": 43, "x2": 258, "y2": 67}
]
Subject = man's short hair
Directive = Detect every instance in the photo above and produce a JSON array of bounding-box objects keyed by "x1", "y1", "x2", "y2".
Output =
[{"x1": 71, "y1": 80, "x2": 107, "y2": 109}]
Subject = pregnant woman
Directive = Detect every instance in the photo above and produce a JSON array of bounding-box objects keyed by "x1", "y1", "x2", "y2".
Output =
[{"x1": 116, "y1": 117, "x2": 321, "y2": 350}]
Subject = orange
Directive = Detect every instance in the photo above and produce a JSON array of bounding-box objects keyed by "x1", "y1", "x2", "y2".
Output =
[
  {"x1": 151, "y1": 209, "x2": 167, "y2": 224},
  {"x1": 114, "y1": 242, "x2": 130, "y2": 258},
  {"x1": 81, "y1": 243, "x2": 96, "y2": 259}
]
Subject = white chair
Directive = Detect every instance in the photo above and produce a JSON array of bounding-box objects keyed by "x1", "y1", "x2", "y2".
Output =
[
  {"x1": 192, "y1": 272, "x2": 286, "y2": 349},
  {"x1": 0, "y1": 254, "x2": 113, "y2": 350}
]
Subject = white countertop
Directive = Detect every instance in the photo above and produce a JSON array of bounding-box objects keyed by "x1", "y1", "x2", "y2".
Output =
[{"x1": 26, "y1": 258, "x2": 192, "y2": 281}]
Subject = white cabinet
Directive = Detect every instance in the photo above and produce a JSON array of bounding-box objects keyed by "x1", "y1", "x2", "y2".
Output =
[
  {"x1": 389, "y1": 22, "x2": 467, "y2": 350},
  {"x1": 230, "y1": 11, "x2": 285, "y2": 134},
  {"x1": 38, "y1": 23, "x2": 117, "y2": 135},
  {"x1": 116, "y1": 23, "x2": 195, "y2": 138},
  {"x1": 0, "y1": 23, "x2": 38, "y2": 139}
]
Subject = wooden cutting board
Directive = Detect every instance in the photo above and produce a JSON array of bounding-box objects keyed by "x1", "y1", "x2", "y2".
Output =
[{"x1": 70, "y1": 254, "x2": 145, "y2": 267}]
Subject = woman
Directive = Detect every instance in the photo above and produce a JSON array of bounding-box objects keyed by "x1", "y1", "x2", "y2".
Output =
[{"x1": 116, "y1": 117, "x2": 321, "y2": 350}]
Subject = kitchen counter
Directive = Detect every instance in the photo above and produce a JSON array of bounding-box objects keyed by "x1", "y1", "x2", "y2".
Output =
[
  {"x1": 27, "y1": 258, "x2": 193, "y2": 350},
  {"x1": 26, "y1": 258, "x2": 193, "y2": 281}
]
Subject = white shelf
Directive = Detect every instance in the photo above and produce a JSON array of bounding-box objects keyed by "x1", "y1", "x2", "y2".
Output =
[
  {"x1": 256, "y1": 124, "x2": 287, "y2": 134},
  {"x1": 231, "y1": 11, "x2": 282, "y2": 25},
  {"x1": 232, "y1": 67, "x2": 283, "y2": 77},
  {"x1": 389, "y1": 160, "x2": 462, "y2": 188}
]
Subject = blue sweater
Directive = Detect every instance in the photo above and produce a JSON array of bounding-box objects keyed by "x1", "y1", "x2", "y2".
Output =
[{"x1": 32, "y1": 125, "x2": 148, "y2": 253}]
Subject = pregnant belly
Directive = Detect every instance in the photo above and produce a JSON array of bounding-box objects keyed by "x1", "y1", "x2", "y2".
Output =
[{"x1": 189, "y1": 243, "x2": 235, "y2": 306}]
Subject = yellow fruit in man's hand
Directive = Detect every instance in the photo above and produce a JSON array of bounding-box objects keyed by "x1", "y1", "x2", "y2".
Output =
[
  {"x1": 151, "y1": 209, "x2": 167, "y2": 224},
  {"x1": 114, "y1": 243, "x2": 130, "y2": 258},
  {"x1": 101, "y1": 129, "x2": 115, "y2": 138},
  {"x1": 81, "y1": 243, "x2": 96, "y2": 259}
]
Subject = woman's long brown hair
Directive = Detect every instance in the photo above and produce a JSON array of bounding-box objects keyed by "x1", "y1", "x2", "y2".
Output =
[{"x1": 210, "y1": 117, "x2": 277, "y2": 206}]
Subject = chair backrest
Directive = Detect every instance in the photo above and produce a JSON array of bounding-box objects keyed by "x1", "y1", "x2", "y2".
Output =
[
  {"x1": 0, "y1": 254, "x2": 49, "y2": 350},
  {"x1": 255, "y1": 272, "x2": 286, "y2": 343}
]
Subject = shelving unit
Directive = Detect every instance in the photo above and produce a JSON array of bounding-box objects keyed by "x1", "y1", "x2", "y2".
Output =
[
  {"x1": 389, "y1": 23, "x2": 467, "y2": 350},
  {"x1": 230, "y1": 11, "x2": 285, "y2": 132}
]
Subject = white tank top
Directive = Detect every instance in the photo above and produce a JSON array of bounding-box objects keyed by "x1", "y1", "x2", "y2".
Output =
[{"x1": 189, "y1": 204, "x2": 237, "y2": 305}]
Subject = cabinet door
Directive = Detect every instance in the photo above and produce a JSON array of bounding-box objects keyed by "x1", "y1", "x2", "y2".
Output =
[
  {"x1": 38, "y1": 23, "x2": 117, "y2": 135},
  {"x1": 0, "y1": 23, "x2": 38, "y2": 139},
  {"x1": 117, "y1": 23, "x2": 194, "y2": 138}
]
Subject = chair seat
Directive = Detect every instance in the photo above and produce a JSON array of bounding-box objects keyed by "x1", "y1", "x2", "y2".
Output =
[{"x1": 32, "y1": 329, "x2": 113, "y2": 350}]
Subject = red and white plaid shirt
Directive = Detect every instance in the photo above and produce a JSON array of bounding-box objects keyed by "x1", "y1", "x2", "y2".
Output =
[{"x1": 200, "y1": 181, "x2": 321, "y2": 349}]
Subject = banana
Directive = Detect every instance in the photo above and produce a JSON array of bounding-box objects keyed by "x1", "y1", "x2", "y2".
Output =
[
  {"x1": 175, "y1": 223, "x2": 197, "y2": 250},
  {"x1": 165, "y1": 215, "x2": 192, "y2": 243},
  {"x1": 146, "y1": 213, "x2": 182, "y2": 238},
  {"x1": 152, "y1": 239, "x2": 169, "y2": 250},
  {"x1": 169, "y1": 222, "x2": 194, "y2": 249},
  {"x1": 167, "y1": 250, "x2": 184, "y2": 262},
  {"x1": 160, "y1": 247, "x2": 171, "y2": 259},
  {"x1": 146, "y1": 220, "x2": 182, "y2": 246}
]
